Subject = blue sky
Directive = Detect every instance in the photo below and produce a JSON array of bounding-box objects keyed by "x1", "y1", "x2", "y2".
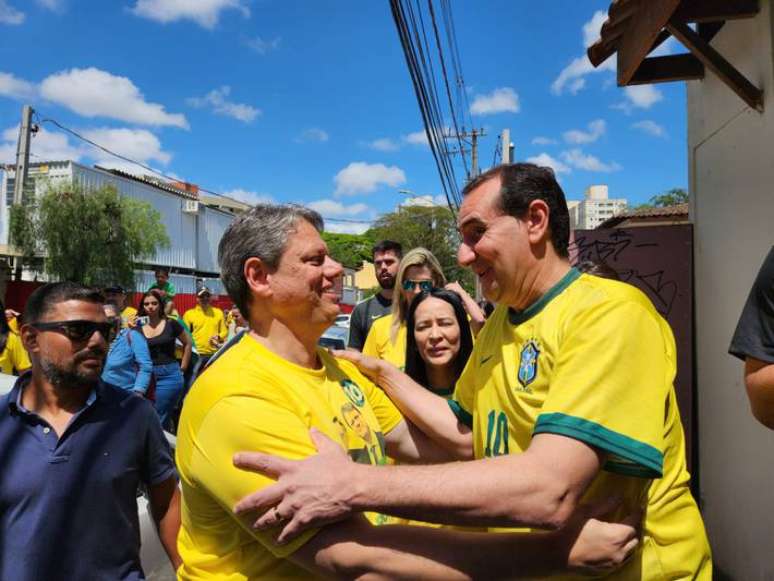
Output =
[{"x1": 0, "y1": 0, "x2": 688, "y2": 233}]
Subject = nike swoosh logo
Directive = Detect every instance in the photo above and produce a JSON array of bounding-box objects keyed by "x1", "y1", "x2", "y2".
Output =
[
  {"x1": 371, "y1": 314, "x2": 383, "y2": 319},
  {"x1": 480, "y1": 355, "x2": 494, "y2": 365}
]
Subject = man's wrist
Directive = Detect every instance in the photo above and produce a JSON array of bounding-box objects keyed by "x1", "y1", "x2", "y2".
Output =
[{"x1": 348, "y1": 462, "x2": 378, "y2": 513}]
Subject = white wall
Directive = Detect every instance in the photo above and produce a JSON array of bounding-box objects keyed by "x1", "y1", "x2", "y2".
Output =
[{"x1": 689, "y1": 2, "x2": 774, "y2": 579}]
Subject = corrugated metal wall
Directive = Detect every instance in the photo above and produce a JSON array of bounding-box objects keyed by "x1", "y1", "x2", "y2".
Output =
[
  {"x1": 72, "y1": 164, "x2": 198, "y2": 270},
  {"x1": 197, "y1": 206, "x2": 235, "y2": 273}
]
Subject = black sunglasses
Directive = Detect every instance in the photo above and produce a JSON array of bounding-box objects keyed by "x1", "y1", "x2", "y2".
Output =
[{"x1": 32, "y1": 320, "x2": 114, "y2": 342}]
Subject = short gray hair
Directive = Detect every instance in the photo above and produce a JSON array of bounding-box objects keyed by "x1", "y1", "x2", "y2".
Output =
[{"x1": 218, "y1": 203, "x2": 324, "y2": 317}]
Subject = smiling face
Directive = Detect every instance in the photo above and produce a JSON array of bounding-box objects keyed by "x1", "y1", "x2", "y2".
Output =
[
  {"x1": 413, "y1": 296, "x2": 461, "y2": 371},
  {"x1": 457, "y1": 177, "x2": 533, "y2": 307},
  {"x1": 268, "y1": 219, "x2": 344, "y2": 331}
]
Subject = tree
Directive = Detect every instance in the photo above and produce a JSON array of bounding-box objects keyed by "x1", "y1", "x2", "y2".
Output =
[
  {"x1": 637, "y1": 188, "x2": 689, "y2": 210},
  {"x1": 367, "y1": 205, "x2": 473, "y2": 291},
  {"x1": 321, "y1": 231, "x2": 376, "y2": 270},
  {"x1": 10, "y1": 181, "x2": 169, "y2": 287}
]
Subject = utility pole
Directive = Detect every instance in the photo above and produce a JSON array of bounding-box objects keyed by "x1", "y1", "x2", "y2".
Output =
[
  {"x1": 13, "y1": 105, "x2": 34, "y2": 206},
  {"x1": 501, "y1": 129, "x2": 510, "y2": 164},
  {"x1": 448, "y1": 128, "x2": 486, "y2": 180}
]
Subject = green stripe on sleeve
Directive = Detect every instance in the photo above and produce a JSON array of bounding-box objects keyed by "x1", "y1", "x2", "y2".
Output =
[
  {"x1": 534, "y1": 412, "x2": 663, "y2": 478},
  {"x1": 447, "y1": 399, "x2": 473, "y2": 429}
]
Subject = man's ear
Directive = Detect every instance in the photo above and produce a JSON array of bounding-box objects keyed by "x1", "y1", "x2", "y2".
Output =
[
  {"x1": 525, "y1": 199, "x2": 550, "y2": 245},
  {"x1": 20, "y1": 324, "x2": 40, "y2": 355},
  {"x1": 244, "y1": 257, "x2": 272, "y2": 299}
]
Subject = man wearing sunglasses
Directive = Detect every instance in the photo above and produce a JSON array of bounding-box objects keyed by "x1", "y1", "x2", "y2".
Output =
[{"x1": 0, "y1": 282, "x2": 181, "y2": 581}]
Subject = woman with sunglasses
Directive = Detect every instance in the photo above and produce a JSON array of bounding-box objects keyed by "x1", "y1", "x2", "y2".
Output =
[
  {"x1": 0, "y1": 298, "x2": 30, "y2": 376},
  {"x1": 362, "y1": 247, "x2": 448, "y2": 370},
  {"x1": 101, "y1": 302, "x2": 154, "y2": 395},
  {"x1": 137, "y1": 289, "x2": 192, "y2": 428}
]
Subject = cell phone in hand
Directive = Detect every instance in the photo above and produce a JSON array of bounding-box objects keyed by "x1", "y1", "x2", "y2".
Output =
[{"x1": 136, "y1": 316, "x2": 150, "y2": 326}]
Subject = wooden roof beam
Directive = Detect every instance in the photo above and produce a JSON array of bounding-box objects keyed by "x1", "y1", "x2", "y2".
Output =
[
  {"x1": 666, "y1": 18, "x2": 763, "y2": 111},
  {"x1": 673, "y1": 0, "x2": 759, "y2": 24},
  {"x1": 630, "y1": 54, "x2": 704, "y2": 85}
]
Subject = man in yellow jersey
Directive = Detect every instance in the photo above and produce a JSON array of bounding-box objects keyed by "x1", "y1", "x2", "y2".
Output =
[
  {"x1": 175, "y1": 202, "x2": 639, "y2": 580},
  {"x1": 183, "y1": 286, "x2": 227, "y2": 377},
  {"x1": 233, "y1": 165, "x2": 712, "y2": 580}
]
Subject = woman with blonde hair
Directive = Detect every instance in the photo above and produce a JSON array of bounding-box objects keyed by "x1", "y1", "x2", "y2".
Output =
[{"x1": 362, "y1": 247, "x2": 484, "y2": 369}]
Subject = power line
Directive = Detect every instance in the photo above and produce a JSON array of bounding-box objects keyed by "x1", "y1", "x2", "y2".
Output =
[{"x1": 32, "y1": 114, "x2": 371, "y2": 225}]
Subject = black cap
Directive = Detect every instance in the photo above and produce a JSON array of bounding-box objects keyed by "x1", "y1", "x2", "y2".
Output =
[{"x1": 104, "y1": 285, "x2": 126, "y2": 294}]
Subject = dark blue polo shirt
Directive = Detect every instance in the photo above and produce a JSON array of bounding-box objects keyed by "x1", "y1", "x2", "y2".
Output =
[{"x1": 0, "y1": 375, "x2": 176, "y2": 581}]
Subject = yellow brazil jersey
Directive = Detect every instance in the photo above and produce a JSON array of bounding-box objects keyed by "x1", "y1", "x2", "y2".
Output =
[
  {"x1": 175, "y1": 333, "x2": 403, "y2": 580},
  {"x1": 121, "y1": 306, "x2": 138, "y2": 328},
  {"x1": 183, "y1": 305, "x2": 227, "y2": 356},
  {"x1": 362, "y1": 314, "x2": 407, "y2": 370},
  {"x1": 8, "y1": 317, "x2": 19, "y2": 334},
  {"x1": 450, "y1": 268, "x2": 712, "y2": 580},
  {"x1": 0, "y1": 332, "x2": 31, "y2": 375}
]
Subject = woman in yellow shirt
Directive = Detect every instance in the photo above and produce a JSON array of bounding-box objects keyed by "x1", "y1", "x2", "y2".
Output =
[
  {"x1": 362, "y1": 247, "x2": 447, "y2": 369},
  {"x1": 0, "y1": 300, "x2": 30, "y2": 375}
]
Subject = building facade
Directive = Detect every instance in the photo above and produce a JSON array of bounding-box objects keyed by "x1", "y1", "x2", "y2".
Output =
[{"x1": 568, "y1": 185, "x2": 627, "y2": 230}]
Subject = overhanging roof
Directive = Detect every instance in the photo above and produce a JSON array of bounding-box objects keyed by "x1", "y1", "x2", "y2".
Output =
[{"x1": 588, "y1": 0, "x2": 763, "y2": 111}]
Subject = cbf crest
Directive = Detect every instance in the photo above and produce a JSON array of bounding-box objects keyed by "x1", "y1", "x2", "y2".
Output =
[
  {"x1": 341, "y1": 379, "x2": 365, "y2": 407},
  {"x1": 517, "y1": 340, "x2": 540, "y2": 391}
]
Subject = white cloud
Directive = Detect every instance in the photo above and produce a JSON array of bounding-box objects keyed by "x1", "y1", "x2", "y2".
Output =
[
  {"x1": 295, "y1": 128, "x2": 329, "y2": 143},
  {"x1": 0, "y1": 72, "x2": 36, "y2": 100},
  {"x1": 615, "y1": 85, "x2": 664, "y2": 111},
  {"x1": 37, "y1": 0, "x2": 65, "y2": 11},
  {"x1": 561, "y1": 148, "x2": 621, "y2": 172},
  {"x1": 82, "y1": 127, "x2": 172, "y2": 166},
  {"x1": 403, "y1": 130, "x2": 429, "y2": 146},
  {"x1": 334, "y1": 162, "x2": 406, "y2": 196},
  {"x1": 40, "y1": 67, "x2": 188, "y2": 128},
  {"x1": 470, "y1": 87, "x2": 520, "y2": 116},
  {"x1": 223, "y1": 188, "x2": 274, "y2": 206},
  {"x1": 324, "y1": 221, "x2": 371, "y2": 235},
  {"x1": 401, "y1": 194, "x2": 448, "y2": 208},
  {"x1": 525, "y1": 153, "x2": 571, "y2": 175},
  {"x1": 369, "y1": 138, "x2": 400, "y2": 152},
  {"x1": 582, "y1": 10, "x2": 608, "y2": 48},
  {"x1": 307, "y1": 199, "x2": 370, "y2": 218},
  {"x1": 563, "y1": 119, "x2": 606, "y2": 144},
  {"x1": 531, "y1": 136, "x2": 557, "y2": 146},
  {"x1": 552, "y1": 10, "x2": 616, "y2": 96},
  {"x1": 0, "y1": 0, "x2": 24, "y2": 24},
  {"x1": 0, "y1": 125, "x2": 83, "y2": 164},
  {"x1": 131, "y1": 0, "x2": 249, "y2": 29},
  {"x1": 187, "y1": 86, "x2": 260, "y2": 123},
  {"x1": 632, "y1": 120, "x2": 667, "y2": 138},
  {"x1": 245, "y1": 36, "x2": 281, "y2": 55}
]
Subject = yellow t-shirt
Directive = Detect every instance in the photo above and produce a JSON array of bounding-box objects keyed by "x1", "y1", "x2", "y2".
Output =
[
  {"x1": 8, "y1": 317, "x2": 19, "y2": 335},
  {"x1": 121, "y1": 306, "x2": 138, "y2": 328},
  {"x1": 176, "y1": 333, "x2": 403, "y2": 580},
  {"x1": 0, "y1": 332, "x2": 31, "y2": 375},
  {"x1": 183, "y1": 305, "x2": 227, "y2": 356},
  {"x1": 362, "y1": 314, "x2": 407, "y2": 369},
  {"x1": 450, "y1": 269, "x2": 712, "y2": 580}
]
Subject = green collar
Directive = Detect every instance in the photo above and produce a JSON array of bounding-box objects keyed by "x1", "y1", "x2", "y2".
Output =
[{"x1": 508, "y1": 267, "x2": 580, "y2": 325}]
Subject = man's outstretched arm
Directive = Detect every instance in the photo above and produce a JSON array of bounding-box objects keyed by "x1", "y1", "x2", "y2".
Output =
[
  {"x1": 289, "y1": 504, "x2": 638, "y2": 580},
  {"x1": 234, "y1": 429, "x2": 603, "y2": 543}
]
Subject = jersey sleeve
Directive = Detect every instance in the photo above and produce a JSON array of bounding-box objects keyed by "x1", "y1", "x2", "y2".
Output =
[
  {"x1": 448, "y1": 345, "x2": 478, "y2": 429},
  {"x1": 188, "y1": 395, "x2": 321, "y2": 558},
  {"x1": 729, "y1": 247, "x2": 774, "y2": 363},
  {"x1": 534, "y1": 299, "x2": 669, "y2": 478},
  {"x1": 7, "y1": 333, "x2": 30, "y2": 373},
  {"x1": 347, "y1": 303, "x2": 367, "y2": 351}
]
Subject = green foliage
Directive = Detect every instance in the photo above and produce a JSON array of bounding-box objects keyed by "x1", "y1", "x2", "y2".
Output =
[
  {"x1": 9, "y1": 181, "x2": 169, "y2": 287},
  {"x1": 321, "y1": 231, "x2": 376, "y2": 269},
  {"x1": 367, "y1": 205, "x2": 474, "y2": 292},
  {"x1": 637, "y1": 188, "x2": 689, "y2": 210}
]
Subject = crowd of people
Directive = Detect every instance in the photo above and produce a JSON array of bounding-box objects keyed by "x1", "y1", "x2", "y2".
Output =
[{"x1": 4, "y1": 161, "x2": 773, "y2": 579}]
